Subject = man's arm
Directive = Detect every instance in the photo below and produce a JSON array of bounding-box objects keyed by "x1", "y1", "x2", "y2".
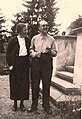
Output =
[
  {"x1": 47, "y1": 39, "x2": 57, "y2": 57},
  {"x1": 6, "y1": 38, "x2": 14, "y2": 70},
  {"x1": 30, "y1": 37, "x2": 41, "y2": 58}
]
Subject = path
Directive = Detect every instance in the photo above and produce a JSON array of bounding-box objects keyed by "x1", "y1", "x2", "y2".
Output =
[{"x1": 0, "y1": 75, "x2": 62, "y2": 119}]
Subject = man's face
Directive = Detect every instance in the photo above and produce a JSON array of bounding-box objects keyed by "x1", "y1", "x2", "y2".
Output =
[{"x1": 39, "y1": 21, "x2": 49, "y2": 34}]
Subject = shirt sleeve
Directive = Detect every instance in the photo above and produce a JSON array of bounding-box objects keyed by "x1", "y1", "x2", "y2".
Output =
[
  {"x1": 6, "y1": 38, "x2": 14, "y2": 66},
  {"x1": 30, "y1": 37, "x2": 36, "y2": 58},
  {"x1": 50, "y1": 39, "x2": 57, "y2": 57}
]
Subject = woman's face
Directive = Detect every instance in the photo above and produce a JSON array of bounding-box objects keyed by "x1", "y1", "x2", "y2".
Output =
[{"x1": 19, "y1": 25, "x2": 28, "y2": 37}]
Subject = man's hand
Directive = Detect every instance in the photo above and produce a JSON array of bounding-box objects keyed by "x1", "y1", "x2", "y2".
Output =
[
  {"x1": 35, "y1": 52, "x2": 41, "y2": 58},
  {"x1": 30, "y1": 50, "x2": 41, "y2": 58},
  {"x1": 46, "y1": 47, "x2": 51, "y2": 53},
  {"x1": 46, "y1": 47, "x2": 57, "y2": 57}
]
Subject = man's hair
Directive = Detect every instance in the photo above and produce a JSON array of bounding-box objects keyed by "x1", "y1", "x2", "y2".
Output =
[
  {"x1": 17, "y1": 23, "x2": 26, "y2": 33},
  {"x1": 39, "y1": 20, "x2": 48, "y2": 26}
]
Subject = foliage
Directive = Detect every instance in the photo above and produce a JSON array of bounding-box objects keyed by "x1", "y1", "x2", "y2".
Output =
[
  {"x1": 11, "y1": 13, "x2": 23, "y2": 36},
  {"x1": 23, "y1": 0, "x2": 60, "y2": 37},
  {"x1": 0, "y1": 9, "x2": 6, "y2": 33},
  {"x1": 0, "y1": 9, "x2": 6, "y2": 53},
  {"x1": 68, "y1": 15, "x2": 82, "y2": 35},
  {"x1": 10, "y1": 0, "x2": 60, "y2": 38},
  {"x1": 0, "y1": 10, "x2": 5, "y2": 24},
  {"x1": 61, "y1": 102, "x2": 81, "y2": 119},
  {"x1": 58, "y1": 93, "x2": 81, "y2": 119},
  {"x1": 11, "y1": 0, "x2": 60, "y2": 38}
]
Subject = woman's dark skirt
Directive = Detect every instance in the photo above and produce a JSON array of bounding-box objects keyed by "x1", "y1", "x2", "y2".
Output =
[{"x1": 9, "y1": 55, "x2": 30, "y2": 100}]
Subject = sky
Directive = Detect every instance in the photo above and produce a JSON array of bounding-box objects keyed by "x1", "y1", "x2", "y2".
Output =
[
  {"x1": 0, "y1": 0, "x2": 82, "y2": 33},
  {"x1": 56, "y1": 0, "x2": 82, "y2": 32}
]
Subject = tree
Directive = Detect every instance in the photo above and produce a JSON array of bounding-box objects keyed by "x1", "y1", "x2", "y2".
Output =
[
  {"x1": 68, "y1": 15, "x2": 82, "y2": 35},
  {"x1": 11, "y1": 11, "x2": 31, "y2": 36},
  {"x1": 0, "y1": 9, "x2": 6, "y2": 53},
  {"x1": 11, "y1": 0, "x2": 60, "y2": 38},
  {"x1": 23, "y1": 0, "x2": 60, "y2": 38},
  {"x1": 0, "y1": 9, "x2": 6, "y2": 32},
  {"x1": 11, "y1": 13, "x2": 24, "y2": 36}
]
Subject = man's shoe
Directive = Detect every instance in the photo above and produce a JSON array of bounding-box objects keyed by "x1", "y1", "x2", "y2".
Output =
[
  {"x1": 27, "y1": 107, "x2": 37, "y2": 113},
  {"x1": 44, "y1": 108, "x2": 52, "y2": 115}
]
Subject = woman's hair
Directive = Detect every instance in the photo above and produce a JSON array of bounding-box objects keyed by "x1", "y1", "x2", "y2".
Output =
[{"x1": 17, "y1": 23, "x2": 26, "y2": 33}]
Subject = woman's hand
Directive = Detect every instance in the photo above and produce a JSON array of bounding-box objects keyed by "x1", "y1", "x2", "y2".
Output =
[{"x1": 9, "y1": 66, "x2": 13, "y2": 70}]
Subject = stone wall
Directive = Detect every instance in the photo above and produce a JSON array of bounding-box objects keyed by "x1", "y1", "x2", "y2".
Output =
[
  {"x1": 54, "y1": 35, "x2": 77, "y2": 71},
  {"x1": 73, "y1": 27, "x2": 82, "y2": 87}
]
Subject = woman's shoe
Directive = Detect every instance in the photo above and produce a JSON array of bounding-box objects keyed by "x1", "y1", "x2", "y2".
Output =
[
  {"x1": 12, "y1": 104, "x2": 17, "y2": 111},
  {"x1": 20, "y1": 104, "x2": 26, "y2": 111}
]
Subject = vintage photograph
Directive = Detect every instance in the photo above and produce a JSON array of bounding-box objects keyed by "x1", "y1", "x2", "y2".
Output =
[{"x1": 0, "y1": 0, "x2": 81, "y2": 119}]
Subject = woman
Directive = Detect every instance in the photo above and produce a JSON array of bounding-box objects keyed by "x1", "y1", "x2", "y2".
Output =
[{"x1": 6, "y1": 23, "x2": 31, "y2": 111}]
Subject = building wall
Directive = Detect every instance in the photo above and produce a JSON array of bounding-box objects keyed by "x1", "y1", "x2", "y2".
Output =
[{"x1": 53, "y1": 35, "x2": 77, "y2": 71}]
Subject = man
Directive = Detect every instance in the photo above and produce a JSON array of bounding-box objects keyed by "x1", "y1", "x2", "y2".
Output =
[
  {"x1": 27, "y1": 20, "x2": 57, "y2": 115},
  {"x1": 6, "y1": 23, "x2": 31, "y2": 111}
]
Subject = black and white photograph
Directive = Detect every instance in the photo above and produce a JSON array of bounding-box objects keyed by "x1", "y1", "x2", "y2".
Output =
[{"x1": 0, "y1": 0, "x2": 81, "y2": 119}]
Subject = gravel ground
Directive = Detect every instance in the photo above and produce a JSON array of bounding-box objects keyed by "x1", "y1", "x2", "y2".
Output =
[{"x1": 0, "y1": 75, "x2": 63, "y2": 119}]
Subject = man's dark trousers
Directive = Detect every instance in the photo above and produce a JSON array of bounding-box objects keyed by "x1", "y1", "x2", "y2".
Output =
[{"x1": 31, "y1": 53, "x2": 53, "y2": 109}]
